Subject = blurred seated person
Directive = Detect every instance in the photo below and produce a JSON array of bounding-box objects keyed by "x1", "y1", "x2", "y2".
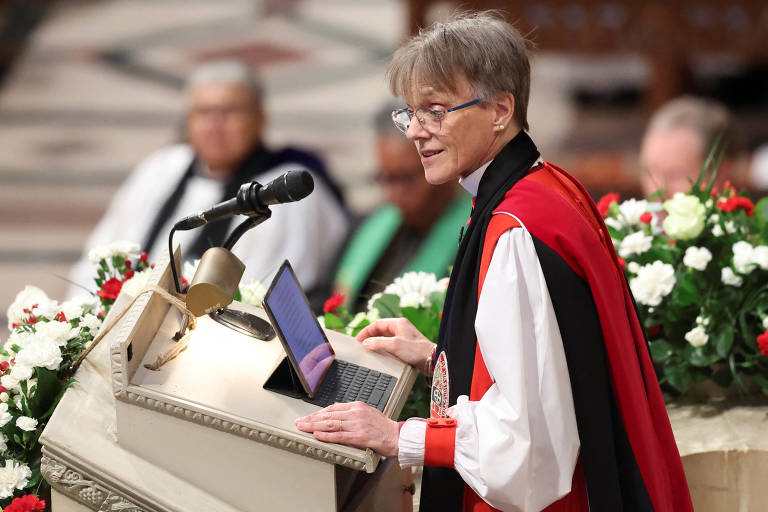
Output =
[
  {"x1": 333, "y1": 102, "x2": 470, "y2": 312},
  {"x1": 640, "y1": 95, "x2": 734, "y2": 198},
  {"x1": 69, "y1": 59, "x2": 348, "y2": 298}
]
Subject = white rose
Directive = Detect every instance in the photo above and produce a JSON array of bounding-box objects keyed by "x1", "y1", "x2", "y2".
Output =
[
  {"x1": 35, "y1": 320, "x2": 75, "y2": 346},
  {"x1": 711, "y1": 224, "x2": 724, "y2": 237},
  {"x1": 629, "y1": 261, "x2": 676, "y2": 307},
  {"x1": 684, "y1": 326, "x2": 709, "y2": 347},
  {"x1": 752, "y1": 246, "x2": 768, "y2": 270},
  {"x1": 15, "y1": 338, "x2": 62, "y2": 371},
  {"x1": 721, "y1": 267, "x2": 743, "y2": 287},
  {"x1": 627, "y1": 261, "x2": 640, "y2": 274},
  {"x1": 618, "y1": 231, "x2": 653, "y2": 258},
  {"x1": 662, "y1": 193, "x2": 706, "y2": 240},
  {"x1": 682, "y1": 246, "x2": 712, "y2": 271},
  {"x1": 240, "y1": 280, "x2": 267, "y2": 307},
  {"x1": 0, "y1": 459, "x2": 32, "y2": 499},
  {"x1": 733, "y1": 241, "x2": 755, "y2": 274},
  {"x1": 0, "y1": 403, "x2": 11, "y2": 428},
  {"x1": 15, "y1": 416, "x2": 37, "y2": 432},
  {"x1": 88, "y1": 244, "x2": 111, "y2": 264},
  {"x1": 107, "y1": 240, "x2": 141, "y2": 259},
  {"x1": 6, "y1": 286, "x2": 50, "y2": 329}
]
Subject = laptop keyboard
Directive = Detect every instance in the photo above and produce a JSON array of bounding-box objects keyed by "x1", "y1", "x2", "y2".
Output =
[{"x1": 305, "y1": 359, "x2": 396, "y2": 412}]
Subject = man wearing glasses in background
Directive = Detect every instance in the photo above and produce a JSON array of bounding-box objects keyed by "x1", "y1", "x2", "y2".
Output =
[{"x1": 332, "y1": 101, "x2": 469, "y2": 312}]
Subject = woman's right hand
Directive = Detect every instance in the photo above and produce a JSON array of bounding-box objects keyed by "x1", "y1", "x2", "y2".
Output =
[{"x1": 356, "y1": 317, "x2": 435, "y2": 371}]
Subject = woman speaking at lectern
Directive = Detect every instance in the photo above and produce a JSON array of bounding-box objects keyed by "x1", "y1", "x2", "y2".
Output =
[{"x1": 297, "y1": 11, "x2": 692, "y2": 512}]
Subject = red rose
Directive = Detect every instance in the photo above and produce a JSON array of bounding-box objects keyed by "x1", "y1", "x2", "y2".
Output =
[
  {"x1": 758, "y1": 331, "x2": 768, "y2": 356},
  {"x1": 124, "y1": 269, "x2": 135, "y2": 280},
  {"x1": 4, "y1": 494, "x2": 46, "y2": 512},
  {"x1": 97, "y1": 277, "x2": 124, "y2": 300},
  {"x1": 639, "y1": 212, "x2": 653, "y2": 224},
  {"x1": 597, "y1": 193, "x2": 620, "y2": 217},
  {"x1": 323, "y1": 294, "x2": 345, "y2": 313}
]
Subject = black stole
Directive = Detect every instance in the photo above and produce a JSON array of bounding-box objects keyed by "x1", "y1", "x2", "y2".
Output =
[{"x1": 420, "y1": 131, "x2": 539, "y2": 512}]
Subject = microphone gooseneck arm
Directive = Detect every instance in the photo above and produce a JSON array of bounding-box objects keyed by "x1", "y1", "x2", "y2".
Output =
[{"x1": 222, "y1": 211, "x2": 271, "y2": 251}]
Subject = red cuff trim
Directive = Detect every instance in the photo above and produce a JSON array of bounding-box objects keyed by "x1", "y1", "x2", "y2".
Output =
[{"x1": 423, "y1": 417, "x2": 456, "y2": 467}]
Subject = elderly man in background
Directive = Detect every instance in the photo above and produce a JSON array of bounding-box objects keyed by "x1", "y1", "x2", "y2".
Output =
[
  {"x1": 332, "y1": 101, "x2": 469, "y2": 312},
  {"x1": 69, "y1": 60, "x2": 348, "y2": 299},
  {"x1": 640, "y1": 95, "x2": 734, "y2": 197}
]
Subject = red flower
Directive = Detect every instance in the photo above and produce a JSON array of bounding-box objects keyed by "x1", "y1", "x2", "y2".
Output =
[
  {"x1": 124, "y1": 269, "x2": 135, "y2": 280},
  {"x1": 124, "y1": 260, "x2": 132, "y2": 268},
  {"x1": 11, "y1": 322, "x2": 20, "y2": 329},
  {"x1": 4, "y1": 494, "x2": 46, "y2": 512},
  {"x1": 97, "y1": 310, "x2": 105, "y2": 319},
  {"x1": 716, "y1": 196, "x2": 755, "y2": 216},
  {"x1": 758, "y1": 331, "x2": 768, "y2": 356},
  {"x1": 27, "y1": 316, "x2": 38, "y2": 325},
  {"x1": 639, "y1": 212, "x2": 653, "y2": 224},
  {"x1": 140, "y1": 252, "x2": 148, "y2": 262},
  {"x1": 709, "y1": 186, "x2": 720, "y2": 197},
  {"x1": 22, "y1": 308, "x2": 30, "y2": 314},
  {"x1": 323, "y1": 294, "x2": 345, "y2": 313},
  {"x1": 668, "y1": 240, "x2": 676, "y2": 246},
  {"x1": 55, "y1": 311, "x2": 68, "y2": 323},
  {"x1": 0, "y1": 362, "x2": 8, "y2": 372},
  {"x1": 97, "y1": 277, "x2": 124, "y2": 300},
  {"x1": 649, "y1": 325, "x2": 661, "y2": 337},
  {"x1": 597, "y1": 193, "x2": 620, "y2": 217}
]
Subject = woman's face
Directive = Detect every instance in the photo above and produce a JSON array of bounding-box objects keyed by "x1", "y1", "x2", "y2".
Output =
[{"x1": 405, "y1": 76, "x2": 498, "y2": 185}]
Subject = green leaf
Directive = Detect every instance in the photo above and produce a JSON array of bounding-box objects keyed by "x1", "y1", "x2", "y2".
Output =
[
  {"x1": 401, "y1": 307, "x2": 438, "y2": 341},
  {"x1": 649, "y1": 339, "x2": 675, "y2": 362},
  {"x1": 682, "y1": 345, "x2": 719, "y2": 367},
  {"x1": 664, "y1": 362, "x2": 706, "y2": 393},
  {"x1": 348, "y1": 319, "x2": 370, "y2": 338},
  {"x1": 754, "y1": 197, "x2": 768, "y2": 229},
  {"x1": 712, "y1": 326, "x2": 735, "y2": 358},
  {"x1": 322, "y1": 313, "x2": 345, "y2": 331},
  {"x1": 371, "y1": 293, "x2": 401, "y2": 318},
  {"x1": 24, "y1": 470, "x2": 41, "y2": 489},
  {"x1": 27, "y1": 367, "x2": 63, "y2": 418}
]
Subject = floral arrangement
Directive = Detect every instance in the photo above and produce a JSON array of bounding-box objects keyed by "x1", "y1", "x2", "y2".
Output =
[
  {"x1": 600, "y1": 168, "x2": 768, "y2": 395},
  {"x1": 322, "y1": 272, "x2": 448, "y2": 418}
]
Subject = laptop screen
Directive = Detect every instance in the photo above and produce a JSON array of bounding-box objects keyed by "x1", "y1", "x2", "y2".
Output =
[{"x1": 263, "y1": 261, "x2": 334, "y2": 396}]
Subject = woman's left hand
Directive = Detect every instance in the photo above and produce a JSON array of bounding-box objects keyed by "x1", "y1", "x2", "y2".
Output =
[{"x1": 295, "y1": 401, "x2": 399, "y2": 457}]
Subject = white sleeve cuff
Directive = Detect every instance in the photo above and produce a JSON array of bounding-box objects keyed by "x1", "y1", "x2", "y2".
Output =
[{"x1": 397, "y1": 418, "x2": 427, "y2": 467}]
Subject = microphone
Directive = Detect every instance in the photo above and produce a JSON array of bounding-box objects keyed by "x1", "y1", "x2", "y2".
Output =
[{"x1": 174, "y1": 170, "x2": 314, "y2": 230}]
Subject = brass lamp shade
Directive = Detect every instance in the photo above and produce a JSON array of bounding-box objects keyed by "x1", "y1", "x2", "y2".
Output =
[{"x1": 186, "y1": 247, "x2": 246, "y2": 317}]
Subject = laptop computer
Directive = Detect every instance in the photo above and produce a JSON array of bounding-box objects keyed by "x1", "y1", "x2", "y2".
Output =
[{"x1": 262, "y1": 260, "x2": 396, "y2": 411}]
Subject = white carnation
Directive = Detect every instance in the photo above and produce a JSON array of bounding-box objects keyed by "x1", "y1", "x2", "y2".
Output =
[
  {"x1": 752, "y1": 246, "x2": 768, "y2": 270},
  {"x1": 684, "y1": 326, "x2": 709, "y2": 347},
  {"x1": 88, "y1": 244, "x2": 112, "y2": 263},
  {"x1": 383, "y1": 271, "x2": 444, "y2": 308},
  {"x1": 629, "y1": 261, "x2": 675, "y2": 306},
  {"x1": 682, "y1": 246, "x2": 712, "y2": 271},
  {"x1": 13, "y1": 394, "x2": 22, "y2": 411},
  {"x1": 618, "y1": 231, "x2": 653, "y2": 258},
  {"x1": 35, "y1": 320, "x2": 75, "y2": 346},
  {"x1": 120, "y1": 269, "x2": 152, "y2": 297},
  {"x1": 0, "y1": 403, "x2": 10, "y2": 428},
  {"x1": 81, "y1": 313, "x2": 102, "y2": 331},
  {"x1": 60, "y1": 301, "x2": 84, "y2": 320},
  {"x1": 0, "y1": 433, "x2": 7, "y2": 454},
  {"x1": 0, "y1": 459, "x2": 32, "y2": 499},
  {"x1": 33, "y1": 298, "x2": 61, "y2": 319},
  {"x1": 15, "y1": 338, "x2": 62, "y2": 371},
  {"x1": 7, "y1": 286, "x2": 50, "y2": 329},
  {"x1": 240, "y1": 280, "x2": 267, "y2": 307},
  {"x1": 733, "y1": 241, "x2": 756, "y2": 274},
  {"x1": 107, "y1": 240, "x2": 141, "y2": 259},
  {"x1": 617, "y1": 199, "x2": 649, "y2": 226},
  {"x1": 721, "y1": 267, "x2": 743, "y2": 287},
  {"x1": 15, "y1": 416, "x2": 37, "y2": 432},
  {"x1": 604, "y1": 217, "x2": 623, "y2": 231},
  {"x1": 0, "y1": 393, "x2": 7, "y2": 402}
]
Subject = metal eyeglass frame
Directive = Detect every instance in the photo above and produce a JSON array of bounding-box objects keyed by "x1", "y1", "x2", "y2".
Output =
[{"x1": 391, "y1": 98, "x2": 481, "y2": 134}]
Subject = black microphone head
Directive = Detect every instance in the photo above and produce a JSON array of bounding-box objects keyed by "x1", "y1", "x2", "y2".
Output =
[{"x1": 258, "y1": 170, "x2": 314, "y2": 206}]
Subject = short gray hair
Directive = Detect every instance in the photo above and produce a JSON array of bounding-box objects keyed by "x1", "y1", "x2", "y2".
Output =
[
  {"x1": 186, "y1": 59, "x2": 263, "y2": 105},
  {"x1": 647, "y1": 96, "x2": 733, "y2": 157},
  {"x1": 387, "y1": 11, "x2": 532, "y2": 130}
]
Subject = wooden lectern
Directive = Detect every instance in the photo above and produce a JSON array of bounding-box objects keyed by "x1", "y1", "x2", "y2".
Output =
[{"x1": 39, "y1": 253, "x2": 417, "y2": 511}]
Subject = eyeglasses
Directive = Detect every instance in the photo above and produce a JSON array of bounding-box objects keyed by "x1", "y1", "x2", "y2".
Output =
[{"x1": 391, "y1": 98, "x2": 481, "y2": 135}]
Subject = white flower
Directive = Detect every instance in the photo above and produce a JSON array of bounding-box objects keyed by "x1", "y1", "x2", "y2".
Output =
[
  {"x1": 627, "y1": 261, "x2": 640, "y2": 274},
  {"x1": 15, "y1": 338, "x2": 62, "y2": 371},
  {"x1": 366, "y1": 292, "x2": 383, "y2": 314},
  {"x1": 33, "y1": 298, "x2": 61, "y2": 319},
  {"x1": 0, "y1": 433, "x2": 7, "y2": 454},
  {"x1": 708, "y1": 213, "x2": 720, "y2": 224},
  {"x1": 725, "y1": 221, "x2": 737, "y2": 234},
  {"x1": 12, "y1": 394, "x2": 22, "y2": 411},
  {"x1": 240, "y1": 280, "x2": 267, "y2": 307},
  {"x1": 617, "y1": 199, "x2": 650, "y2": 226},
  {"x1": 88, "y1": 244, "x2": 112, "y2": 264},
  {"x1": 107, "y1": 240, "x2": 141, "y2": 259},
  {"x1": 382, "y1": 271, "x2": 445, "y2": 309},
  {"x1": 15, "y1": 416, "x2": 37, "y2": 432},
  {"x1": 733, "y1": 241, "x2": 756, "y2": 274},
  {"x1": 183, "y1": 259, "x2": 201, "y2": 282},
  {"x1": 345, "y1": 312, "x2": 369, "y2": 335},
  {"x1": 60, "y1": 301, "x2": 84, "y2": 320},
  {"x1": 752, "y1": 246, "x2": 768, "y2": 270},
  {"x1": 618, "y1": 231, "x2": 653, "y2": 258},
  {"x1": 682, "y1": 246, "x2": 712, "y2": 271},
  {"x1": 685, "y1": 326, "x2": 709, "y2": 347},
  {"x1": 120, "y1": 269, "x2": 152, "y2": 297},
  {"x1": 7, "y1": 286, "x2": 50, "y2": 329},
  {"x1": 81, "y1": 313, "x2": 102, "y2": 331},
  {"x1": 711, "y1": 224, "x2": 724, "y2": 237},
  {"x1": 763, "y1": 317, "x2": 768, "y2": 330},
  {"x1": 0, "y1": 393, "x2": 8, "y2": 402},
  {"x1": 0, "y1": 403, "x2": 11, "y2": 427},
  {"x1": 35, "y1": 320, "x2": 75, "y2": 346},
  {"x1": 721, "y1": 267, "x2": 743, "y2": 287},
  {"x1": 0, "y1": 459, "x2": 32, "y2": 499},
  {"x1": 629, "y1": 261, "x2": 676, "y2": 306},
  {"x1": 705, "y1": 199, "x2": 713, "y2": 208},
  {"x1": 662, "y1": 193, "x2": 706, "y2": 240},
  {"x1": 399, "y1": 291, "x2": 424, "y2": 309},
  {"x1": 604, "y1": 217, "x2": 623, "y2": 231}
]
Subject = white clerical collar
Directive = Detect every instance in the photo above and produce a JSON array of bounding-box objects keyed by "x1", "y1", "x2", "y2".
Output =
[
  {"x1": 458, "y1": 156, "x2": 545, "y2": 196},
  {"x1": 459, "y1": 160, "x2": 493, "y2": 196}
]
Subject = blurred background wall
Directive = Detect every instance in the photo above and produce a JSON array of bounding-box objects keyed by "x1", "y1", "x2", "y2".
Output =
[{"x1": 0, "y1": 0, "x2": 767, "y2": 335}]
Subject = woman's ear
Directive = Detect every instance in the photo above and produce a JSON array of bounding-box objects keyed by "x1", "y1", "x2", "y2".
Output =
[{"x1": 491, "y1": 92, "x2": 516, "y2": 132}]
